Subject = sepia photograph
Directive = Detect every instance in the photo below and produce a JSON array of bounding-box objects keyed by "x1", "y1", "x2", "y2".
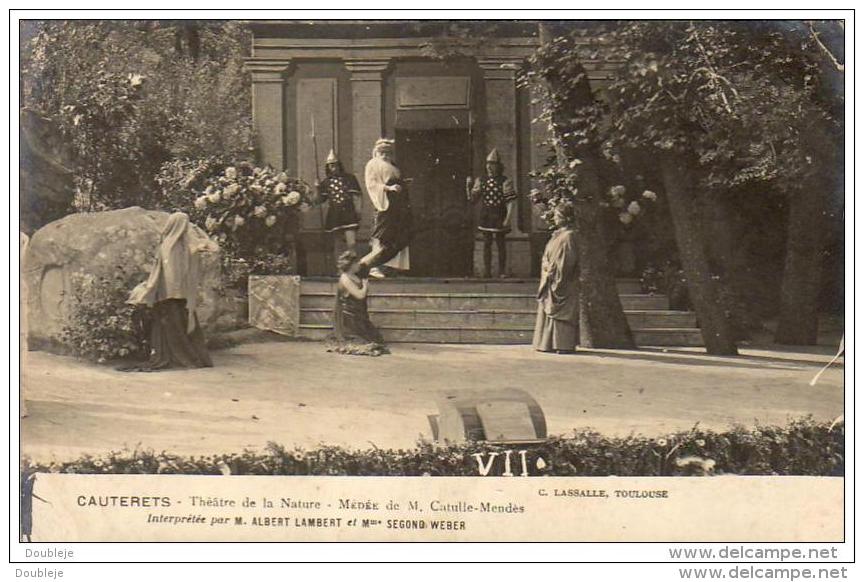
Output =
[{"x1": 12, "y1": 11, "x2": 850, "y2": 557}]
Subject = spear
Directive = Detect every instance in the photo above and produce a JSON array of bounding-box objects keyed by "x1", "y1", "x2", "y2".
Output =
[
  {"x1": 311, "y1": 113, "x2": 321, "y2": 183},
  {"x1": 310, "y1": 114, "x2": 325, "y2": 227},
  {"x1": 466, "y1": 110, "x2": 476, "y2": 202}
]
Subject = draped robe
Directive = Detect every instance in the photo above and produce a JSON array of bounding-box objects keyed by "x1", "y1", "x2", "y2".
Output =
[
  {"x1": 364, "y1": 156, "x2": 410, "y2": 271},
  {"x1": 533, "y1": 227, "x2": 580, "y2": 352},
  {"x1": 126, "y1": 213, "x2": 213, "y2": 369}
]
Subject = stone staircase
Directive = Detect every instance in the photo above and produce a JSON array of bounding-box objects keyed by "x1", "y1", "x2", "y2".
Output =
[{"x1": 296, "y1": 278, "x2": 703, "y2": 346}]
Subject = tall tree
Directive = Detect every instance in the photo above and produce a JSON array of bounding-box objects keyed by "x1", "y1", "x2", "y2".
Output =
[
  {"x1": 526, "y1": 25, "x2": 635, "y2": 349},
  {"x1": 608, "y1": 21, "x2": 842, "y2": 353},
  {"x1": 593, "y1": 21, "x2": 842, "y2": 353},
  {"x1": 598, "y1": 22, "x2": 757, "y2": 355},
  {"x1": 658, "y1": 153, "x2": 738, "y2": 354},
  {"x1": 772, "y1": 21, "x2": 844, "y2": 344}
]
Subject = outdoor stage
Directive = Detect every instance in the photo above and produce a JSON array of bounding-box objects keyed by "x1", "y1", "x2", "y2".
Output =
[{"x1": 264, "y1": 276, "x2": 704, "y2": 346}]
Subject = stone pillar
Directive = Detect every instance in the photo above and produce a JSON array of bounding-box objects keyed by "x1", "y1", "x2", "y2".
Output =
[
  {"x1": 296, "y1": 78, "x2": 340, "y2": 231},
  {"x1": 345, "y1": 59, "x2": 391, "y2": 240},
  {"x1": 528, "y1": 83, "x2": 553, "y2": 277},
  {"x1": 479, "y1": 58, "x2": 530, "y2": 277},
  {"x1": 246, "y1": 59, "x2": 292, "y2": 170},
  {"x1": 479, "y1": 58, "x2": 521, "y2": 229}
]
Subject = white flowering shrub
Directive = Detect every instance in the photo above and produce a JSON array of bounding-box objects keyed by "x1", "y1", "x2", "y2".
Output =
[
  {"x1": 158, "y1": 159, "x2": 312, "y2": 276},
  {"x1": 529, "y1": 179, "x2": 658, "y2": 229}
]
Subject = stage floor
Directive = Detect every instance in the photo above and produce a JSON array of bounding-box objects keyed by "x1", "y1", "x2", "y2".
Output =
[{"x1": 21, "y1": 340, "x2": 843, "y2": 462}]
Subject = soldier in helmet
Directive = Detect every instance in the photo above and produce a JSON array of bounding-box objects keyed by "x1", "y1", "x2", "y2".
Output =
[
  {"x1": 468, "y1": 149, "x2": 517, "y2": 278},
  {"x1": 317, "y1": 149, "x2": 362, "y2": 252}
]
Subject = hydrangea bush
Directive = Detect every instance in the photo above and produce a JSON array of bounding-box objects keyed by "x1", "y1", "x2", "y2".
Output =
[
  {"x1": 529, "y1": 173, "x2": 657, "y2": 229},
  {"x1": 25, "y1": 417, "x2": 843, "y2": 477},
  {"x1": 158, "y1": 159, "x2": 312, "y2": 277}
]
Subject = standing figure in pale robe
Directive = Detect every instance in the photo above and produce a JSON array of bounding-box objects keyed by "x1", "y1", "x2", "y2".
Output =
[
  {"x1": 533, "y1": 202, "x2": 580, "y2": 353},
  {"x1": 125, "y1": 212, "x2": 215, "y2": 370},
  {"x1": 360, "y1": 138, "x2": 411, "y2": 278}
]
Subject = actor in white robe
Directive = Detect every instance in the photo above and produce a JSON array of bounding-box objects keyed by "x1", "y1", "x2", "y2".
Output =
[{"x1": 361, "y1": 139, "x2": 410, "y2": 275}]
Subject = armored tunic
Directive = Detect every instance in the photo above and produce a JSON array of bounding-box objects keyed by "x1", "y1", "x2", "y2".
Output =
[
  {"x1": 471, "y1": 175, "x2": 517, "y2": 233},
  {"x1": 317, "y1": 174, "x2": 362, "y2": 232}
]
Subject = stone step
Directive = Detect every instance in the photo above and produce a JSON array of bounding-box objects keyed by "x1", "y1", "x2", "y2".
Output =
[
  {"x1": 300, "y1": 308, "x2": 696, "y2": 329},
  {"x1": 301, "y1": 277, "x2": 645, "y2": 295},
  {"x1": 301, "y1": 325, "x2": 535, "y2": 344},
  {"x1": 300, "y1": 293, "x2": 670, "y2": 311},
  {"x1": 632, "y1": 329, "x2": 705, "y2": 347},
  {"x1": 625, "y1": 310, "x2": 697, "y2": 328},
  {"x1": 616, "y1": 278, "x2": 644, "y2": 294},
  {"x1": 302, "y1": 308, "x2": 530, "y2": 329},
  {"x1": 298, "y1": 324, "x2": 704, "y2": 346}
]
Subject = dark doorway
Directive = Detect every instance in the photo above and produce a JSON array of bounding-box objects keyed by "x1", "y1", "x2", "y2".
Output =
[{"x1": 396, "y1": 128, "x2": 473, "y2": 277}]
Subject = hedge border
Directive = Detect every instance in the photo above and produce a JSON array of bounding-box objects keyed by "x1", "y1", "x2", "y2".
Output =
[{"x1": 22, "y1": 417, "x2": 844, "y2": 477}]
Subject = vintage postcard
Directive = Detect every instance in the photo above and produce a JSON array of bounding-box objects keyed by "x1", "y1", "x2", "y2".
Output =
[{"x1": 13, "y1": 13, "x2": 849, "y2": 560}]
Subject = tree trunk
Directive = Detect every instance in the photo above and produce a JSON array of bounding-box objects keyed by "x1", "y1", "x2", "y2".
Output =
[
  {"x1": 575, "y1": 154, "x2": 635, "y2": 348},
  {"x1": 660, "y1": 156, "x2": 738, "y2": 355},
  {"x1": 537, "y1": 23, "x2": 635, "y2": 349},
  {"x1": 699, "y1": 190, "x2": 752, "y2": 340},
  {"x1": 775, "y1": 115, "x2": 839, "y2": 346},
  {"x1": 774, "y1": 188, "x2": 829, "y2": 344}
]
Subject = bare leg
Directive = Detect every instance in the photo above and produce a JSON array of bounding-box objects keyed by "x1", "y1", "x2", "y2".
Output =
[
  {"x1": 345, "y1": 228, "x2": 357, "y2": 251},
  {"x1": 331, "y1": 232, "x2": 344, "y2": 268},
  {"x1": 496, "y1": 232, "x2": 507, "y2": 277},
  {"x1": 482, "y1": 232, "x2": 493, "y2": 278}
]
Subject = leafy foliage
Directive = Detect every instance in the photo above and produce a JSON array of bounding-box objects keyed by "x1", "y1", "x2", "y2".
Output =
[
  {"x1": 640, "y1": 262, "x2": 689, "y2": 305},
  {"x1": 524, "y1": 20, "x2": 843, "y2": 234},
  {"x1": 530, "y1": 169, "x2": 658, "y2": 230},
  {"x1": 525, "y1": 21, "x2": 843, "y2": 344},
  {"x1": 58, "y1": 265, "x2": 150, "y2": 363},
  {"x1": 597, "y1": 21, "x2": 844, "y2": 339},
  {"x1": 521, "y1": 26, "x2": 612, "y2": 202},
  {"x1": 25, "y1": 418, "x2": 843, "y2": 477},
  {"x1": 156, "y1": 156, "x2": 230, "y2": 211},
  {"x1": 598, "y1": 21, "x2": 842, "y2": 195},
  {"x1": 157, "y1": 159, "x2": 312, "y2": 275},
  {"x1": 522, "y1": 20, "x2": 843, "y2": 211},
  {"x1": 21, "y1": 21, "x2": 253, "y2": 211}
]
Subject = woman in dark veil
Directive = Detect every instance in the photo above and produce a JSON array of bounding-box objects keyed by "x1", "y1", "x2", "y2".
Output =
[{"x1": 124, "y1": 212, "x2": 214, "y2": 370}]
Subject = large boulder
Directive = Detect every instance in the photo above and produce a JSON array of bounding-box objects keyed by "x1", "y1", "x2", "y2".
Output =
[{"x1": 23, "y1": 207, "x2": 227, "y2": 342}]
